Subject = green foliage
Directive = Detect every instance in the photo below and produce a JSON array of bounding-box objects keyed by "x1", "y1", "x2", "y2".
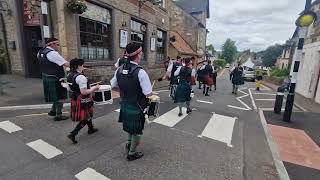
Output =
[
  {"x1": 271, "y1": 68, "x2": 289, "y2": 77},
  {"x1": 206, "y1": 44, "x2": 215, "y2": 54},
  {"x1": 222, "y1": 39, "x2": 237, "y2": 63},
  {"x1": 66, "y1": 0, "x2": 87, "y2": 14},
  {"x1": 260, "y1": 44, "x2": 284, "y2": 67},
  {"x1": 214, "y1": 59, "x2": 227, "y2": 69}
]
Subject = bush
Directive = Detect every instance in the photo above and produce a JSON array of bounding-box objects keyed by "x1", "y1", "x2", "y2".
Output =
[
  {"x1": 271, "y1": 68, "x2": 289, "y2": 77},
  {"x1": 214, "y1": 59, "x2": 227, "y2": 69}
]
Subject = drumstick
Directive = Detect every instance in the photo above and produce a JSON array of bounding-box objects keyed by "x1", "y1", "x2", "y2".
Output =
[
  {"x1": 152, "y1": 80, "x2": 156, "y2": 89},
  {"x1": 90, "y1": 81, "x2": 102, "y2": 86}
]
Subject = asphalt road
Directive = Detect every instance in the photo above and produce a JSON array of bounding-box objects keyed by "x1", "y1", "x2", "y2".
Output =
[{"x1": 0, "y1": 69, "x2": 282, "y2": 180}]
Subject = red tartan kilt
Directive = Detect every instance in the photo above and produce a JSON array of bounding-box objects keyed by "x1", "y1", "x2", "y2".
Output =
[
  {"x1": 70, "y1": 96, "x2": 94, "y2": 122},
  {"x1": 191, "y1": 77, "x2": 196, "y2": 85},
  {"x1": 204, "y1": 75, "x2": 213, "y2": 86}
]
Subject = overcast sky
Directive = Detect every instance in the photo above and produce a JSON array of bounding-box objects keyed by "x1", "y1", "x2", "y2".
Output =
[{"x1": 206, "y1": 0, "x2": 306, "y2": 52}]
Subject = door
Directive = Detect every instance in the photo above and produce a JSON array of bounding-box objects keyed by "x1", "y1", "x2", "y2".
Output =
[{"x1": 24, "y1": 26, "x2": 42, "y2": 78}]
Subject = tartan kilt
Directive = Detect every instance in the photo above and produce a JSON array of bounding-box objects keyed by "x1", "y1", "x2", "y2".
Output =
[
  {"x1": 191, "y1": 77, "x2": 196, "y2": 86},
  {"x1": 204, "y1": 75, "x2": 213, "y2": 86},
  {"x1": 42, "y1": 74, "x2": 67, "y2": 102},
  {"x1": 174, "y1": 82, "x2": 191, "y2": 103},
  {"x1": 119, "y1": 102, "x2": 145, "y2": 135},
  {"x1": 70, "y1": 96, "x2": 94, "y2": 122}
]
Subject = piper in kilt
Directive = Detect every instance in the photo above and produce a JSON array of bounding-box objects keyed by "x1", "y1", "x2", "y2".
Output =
[
  {"x1": 174, "y1": 58, "x2": 195, "y2": 117},
  {"x1": 200, "y1": 60, "x2": 214, "y2": 96},
  {"x1": 37, "y1": 38, "x2": 70, "y2": 121},
  {"x1": 111, "y1": 43, "x2": 152, "y2": 161},
  {"x1": 66, "y1": 58, "x2": 100, "y2": 144}
]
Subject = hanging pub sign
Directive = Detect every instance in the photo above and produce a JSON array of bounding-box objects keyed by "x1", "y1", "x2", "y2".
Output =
[{"x1": 23, "y1": 0, "x2": 41, "y2": 26}]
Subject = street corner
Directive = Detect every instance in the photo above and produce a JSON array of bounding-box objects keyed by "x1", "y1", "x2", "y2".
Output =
[{"x1": 262, "y1": 111, "x2": 320, "y2": 180}]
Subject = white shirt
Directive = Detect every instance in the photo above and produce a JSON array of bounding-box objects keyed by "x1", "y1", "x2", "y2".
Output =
[
  {"x1": 110, "y1": 61, "x2": 152, "y2": 96},
  {"x1": 75, "y1": 74, "x2": 88, "y2": 89},
  {"x1": 200, "y1": 64, "x2": 207, "y2": 70},
  {"x1": 45, "y1": 47, "x2": 67, "y2": 66},
  {"x1": 174, "y1": 66, "x2": 196, "y2": 78}
]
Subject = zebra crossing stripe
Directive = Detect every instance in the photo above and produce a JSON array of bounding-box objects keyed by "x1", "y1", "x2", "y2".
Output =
[
  {"x1": 201, "y1": 113, "x2": 236, "y2": 147},
  {"x1": 27, "y1": 139, "x2": 62, "y2": 159},
  {"x1": 0, "y1": 121, "x2": 22, "y2": 133},
  {"x1": 153, "y1": 107, "x2": 188, "y2": 127},
  {"x1": 75, "y1": 168, "x2": 110, "y2": 180}
]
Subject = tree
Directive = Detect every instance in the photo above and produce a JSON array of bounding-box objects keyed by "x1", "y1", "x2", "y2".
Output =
[
  {"x1": 206, "y1": 44, "x2": 216, "y2": 54},
  {"x1": 261, "y1": 44, "x2": 284, "y2": 67},
  {"x1": 222, "y1": 39, "x2": 237, "y2": 63}
]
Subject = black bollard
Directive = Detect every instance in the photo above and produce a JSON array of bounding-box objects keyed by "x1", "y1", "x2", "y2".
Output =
[{"x1": 274, "y1": 87, "x2": 285, "y2": 114}]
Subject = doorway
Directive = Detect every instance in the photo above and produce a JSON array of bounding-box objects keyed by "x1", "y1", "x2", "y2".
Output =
[{"x1": 24, "y1": 26, "x2": 42, "y2": 78}]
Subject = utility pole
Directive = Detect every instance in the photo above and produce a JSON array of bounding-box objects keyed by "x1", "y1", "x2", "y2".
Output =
[{"x1": 283, "y1": 0, "x2": 317, "y2": 122}]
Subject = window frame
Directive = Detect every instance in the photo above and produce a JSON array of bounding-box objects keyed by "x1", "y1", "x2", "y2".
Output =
[
  {"x1": 156, "y1": 29, "x2": 166, "y2": 63},
  {"x1": 130, "y1": 19, "x2": 147, "y2": 61}
]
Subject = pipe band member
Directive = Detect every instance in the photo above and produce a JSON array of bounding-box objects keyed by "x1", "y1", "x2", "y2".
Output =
[
  {"x1": 111, "y1": 42, "x2": 152, "y2": 161},
  {"x1": 37, "y1": 38, "x2": 70, "y2": 121},
  {"x1": 174, "y1": 57, "x2": 195, "y2": 117},
  {"x1": 161, "y1": 56, "x2": 183, "y2": 98},
  {"x1": 66, "y1": 58, "x2": 100, "y2": 144},
  {"x1": 230, "y1": 64, "x2": 244, "y2": 95},
  {"x1": 200, "y1": 60, "x2": 214, "y2": 96}
]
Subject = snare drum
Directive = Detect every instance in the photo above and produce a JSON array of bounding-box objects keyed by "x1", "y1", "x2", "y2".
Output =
[
  {"x1": 147, "y1": 95, "x2": 160, "y2": 117},
  {"x1": 93, "y1": 85, "x2": 113, "y2": 105}
]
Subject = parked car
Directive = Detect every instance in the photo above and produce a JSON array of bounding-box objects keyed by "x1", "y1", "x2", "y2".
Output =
[{"x1": 243, "y1": 68, "x2": 255, "y2": 82}]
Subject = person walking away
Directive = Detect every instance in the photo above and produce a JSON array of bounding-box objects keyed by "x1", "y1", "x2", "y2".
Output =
[
  {"x1": 255, "y1": 68, "x2": 263, "y2": 91},
  {"x1": 174, "y1": 58, "x2": 195, "y2": 116},
  {"x1": 212, "y1": 66, "x2": 218, "y2": 91},
  {"x1": 230, "y1": 64, "x2": 244, "y2": 95},
  {"x1": 200, "y1": 60, "x2": 214, "y2": 96},
  {"x1": 110, "y1": 43, "x2": 152, "y2": 161},
  {"x1": 66, "y1": 58, "x2": 99, "y2": 144},
  {"x1": 37, "y1": 38, "x2": 70, "y2": 121}
]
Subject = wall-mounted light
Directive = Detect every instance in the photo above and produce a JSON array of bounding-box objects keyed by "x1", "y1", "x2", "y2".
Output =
[{"x1": 122, "y1": 21, "x2": 127, "y2": 27}]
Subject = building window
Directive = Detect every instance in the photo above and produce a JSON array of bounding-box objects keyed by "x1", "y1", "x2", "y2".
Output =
[
  {"x1": 131, "y1": 19, "x2": 147, "y2": 61},
  {"x1": 156, "y1": 29, "x2": 166, "y2": 62},
  {"x1": 79, "y1": 6, "x2": 111, "y2": 61}
]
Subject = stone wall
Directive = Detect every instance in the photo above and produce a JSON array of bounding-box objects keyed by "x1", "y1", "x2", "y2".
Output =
[
  {"x1": 168, "y1": 0, "x2": 199, "y2": 52},
  {"x1": 2, "y1": 1, "x2": 25, "y2": 75}
]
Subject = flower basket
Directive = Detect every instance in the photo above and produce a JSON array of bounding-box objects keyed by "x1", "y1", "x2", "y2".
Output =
[{"x1": 66, "y1": 0, "x2": 87, "y2": 14}]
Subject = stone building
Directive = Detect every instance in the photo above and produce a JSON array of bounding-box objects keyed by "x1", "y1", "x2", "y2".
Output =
[
  {"x1": 168, "y1": 0, "x2": 209, "y2": 61},
  {"x1": 1, "y1": 0, "x2": 173, "y2": 81},
  {"x1": 295, "y1": 0, "x2": 320, "y2": 104},
  {"x1": 276, "y1": 44, "x2": 291, "y2": 70}
]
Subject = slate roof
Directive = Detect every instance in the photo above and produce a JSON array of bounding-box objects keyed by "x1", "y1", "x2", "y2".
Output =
[{"x1": 173, "y1": 0, "x2": 210, "y2": 18}]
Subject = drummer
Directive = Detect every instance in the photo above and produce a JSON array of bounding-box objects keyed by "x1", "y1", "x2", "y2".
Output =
[
  {"x1": 110, "y1": 42, "x2": 152, "y2": 161},
  {"x1": 173, "y1": 57, "x2": 195, "y2": 116},
  {"x1": 66, "y1": 58, "x2": 100, "y2": 144}
]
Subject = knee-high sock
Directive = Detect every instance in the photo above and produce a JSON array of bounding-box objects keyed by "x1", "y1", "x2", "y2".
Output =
[
  {"x1": 128, "y1": 133, "x2": 132, "y2": 144},
  {"x1": 186, "y1": 101, "x2": 190, "y2": 110},
  {"x1": 51, "y1": 102, "x2": 57, "y2": 113},
  {"x1": 129, "y1": 135, "x2": 141, "y2": 155},
  {"x1": 205, "y1": 86, "x2": 209, "y2": 95},
  {"x1": 178, "y1": 103, "x2": 183, "y2": 113},
  {"x1": 87, "y1": 117, "x2": 94, "y2": 131}
]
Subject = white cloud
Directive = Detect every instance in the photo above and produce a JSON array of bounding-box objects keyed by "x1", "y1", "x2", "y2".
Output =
[{"x1": 207, "y1": 0, "x2": 306, "y2": 51}]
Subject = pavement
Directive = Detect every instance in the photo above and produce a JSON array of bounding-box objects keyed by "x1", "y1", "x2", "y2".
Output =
[{"x1": 0, "y1": 70, "x2": 318, "y2": 180}]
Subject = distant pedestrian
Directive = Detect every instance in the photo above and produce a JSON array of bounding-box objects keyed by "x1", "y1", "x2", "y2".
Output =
[
  {"x1": 212, "y1": 66, "x2": 218, "y2": 91},
  {"x1": 67, "y1": 58, "x2": 99, "y2": 144},
  {"x1": 200, "y1": 60, "x2": 213, "y2": 96},
  {"x1": 230, "y1": 64, "x2": 244, "y2": 95},
  {"x1": 37, "y1": 38, "x2": 69, "y2": 121}
]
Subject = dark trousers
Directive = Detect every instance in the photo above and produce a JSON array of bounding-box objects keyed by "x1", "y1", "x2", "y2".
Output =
[
  {"x1": 70, "y1": 119, "x2": 94, "y2": 136},
  {"x1": 51, "y1": 101, "x2": 63, "y2": 116}
]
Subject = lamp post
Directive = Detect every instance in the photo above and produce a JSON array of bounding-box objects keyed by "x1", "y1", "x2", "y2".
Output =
[{"x1": 283, "y1": 0, "x2": 317, "y2": 122}]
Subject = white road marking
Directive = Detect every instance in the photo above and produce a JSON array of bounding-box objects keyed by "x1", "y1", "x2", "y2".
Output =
[
  {"x1": 261, "y1": 85, "x2": 272, "y2": 91},
  {"x1": 153, "y1": 107, "x2": 188, "y2": 127},
  {"x1": 256, "y1": 99, "x2": 275, "y2": 101},
  {"x1": 0, "y1": 103, "x2": 71, "y2": 111},
  {"x1": 233, "y1": 89, "x2": 252, "y2": 110},
  {"x1": 27, "y1": 139, "x2": 62, "y2": 159},
  {"x1": 75, "y1": 168, "x2": 110, "y2": 180},
  {"x1": 196, "y1": 100, "x2": 213, "y2": 104},
  {"x1": 201, "y1": 113, "x2": 236, "y2": 147},
  {"x1": 0, "y1": 121, "x2": 22, "y2": 133},
  {"x1": 248, "y1": 88, "x2": 257, "y2": 110},
  {"x1": 227, "y1": 105, "x2": 250, "y2": 111},
  {"x1": 259, "y1": 108, "x2": 285, "y2": 111},
  {"x1": 253, "y1": 93, "x2": 276, "y2": 95},
  {"x1": 114, "y1": 109, "x2": 120, "y2": 112}
]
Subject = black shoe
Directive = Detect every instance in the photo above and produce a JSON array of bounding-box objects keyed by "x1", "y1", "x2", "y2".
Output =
[
  {"x1": 186, "y1": 109, "x2": 192, "y2": 114},
  {"x1": 88, "y1": 128, "x2": 98, "y2": 135},
  {"x1": 232, "y1": 91, "x2": 234, "y2": 94},
  {"x1": 67, "y1": 134, "x2": 77, "y2": 144},
  {"x1": 127, "y1": 152, "x2": 144, "y2": 161},
  {"x1": 54, "y1": 115, "x2": 69, "y2": 121},
  {"x1": 48, "y1": 111, "x2": 56, "y2": 116},
  {"x1": 126, "y1": 143, "x2": 131, "y2": 154},
  {"x1": 205, "y1": 94, "x2": 210, "y2": 96},
  {"x1": 178, "y1": 113, "x2": 183, "y2": 117}
]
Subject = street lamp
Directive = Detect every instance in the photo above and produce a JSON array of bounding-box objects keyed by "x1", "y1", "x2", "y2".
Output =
[{"x1": 283, "y1": 0, "x2": 317, "y2": 122}]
